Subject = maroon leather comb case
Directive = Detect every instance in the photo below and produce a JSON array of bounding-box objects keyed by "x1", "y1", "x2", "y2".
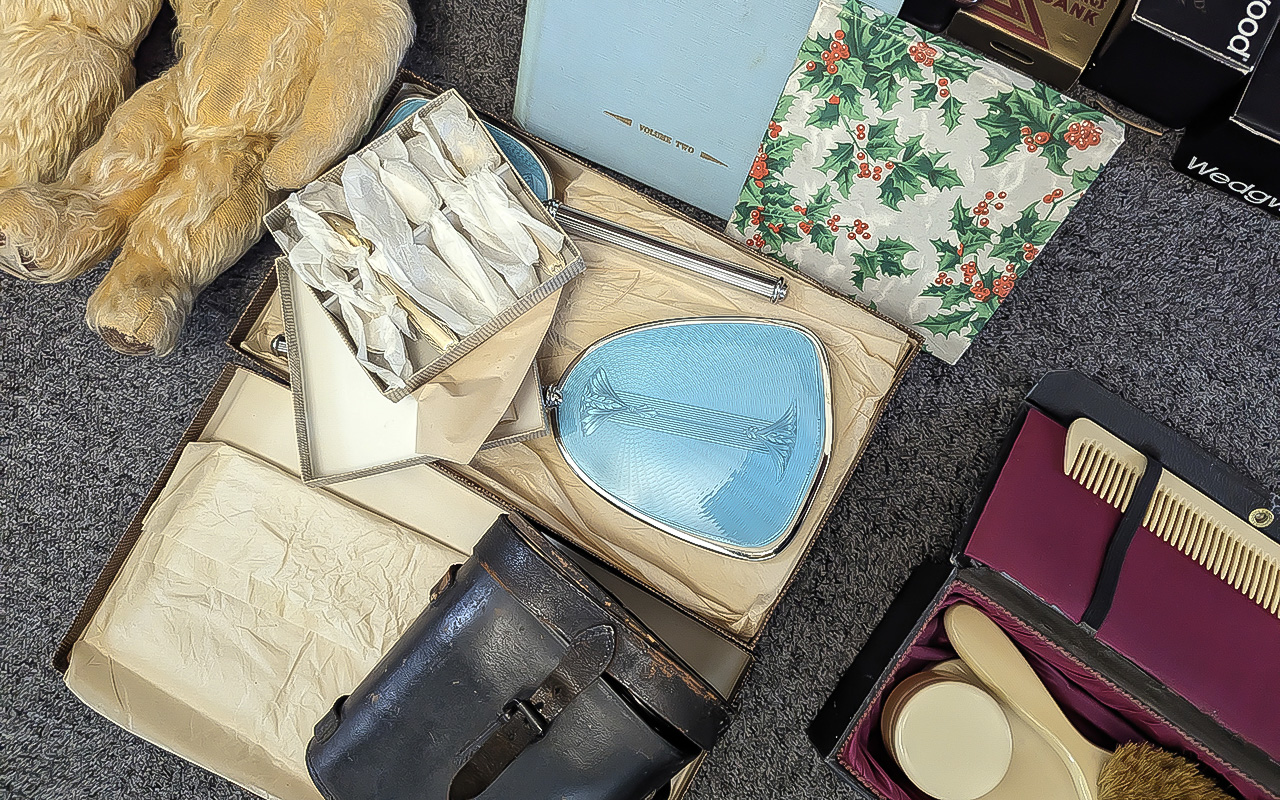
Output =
[{"x1": 811, "y1": 371, "x2": 1280, "y2": 800}]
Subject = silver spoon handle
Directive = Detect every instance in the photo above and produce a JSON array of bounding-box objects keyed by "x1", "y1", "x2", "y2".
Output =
[{"x1": 546, "y1": 201, "x2": 788, "y2": 304}]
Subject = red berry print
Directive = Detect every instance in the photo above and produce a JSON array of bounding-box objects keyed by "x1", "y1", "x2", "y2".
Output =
[
  {"x1": 1064, "y1": 120, "x2": 1103, "y2": 151},
  {"x1": 834, "y1": 29, "x2": 845, "y2": 39},
  {"x1": 768, "y1": 121, "x2": 781, "y2": 139},
  {"x1": 1020, "y1": 126, "x2": 1032, "y2": 136},
  {"x1": 807, "y1": 61, "x2": 817, "y2": 71},
  {"x1": 938, "y1": 77, "x2": 949, "y2": 86},
  {"x1": 828, "y1": 94, "x2": 840, "y2": 104},
  {"x1": 908, "y1": 41, "x2": 938, "y2": 66},
  {"x1": 992, "y1": 273, "x2": 1016, "y2": 298},
  {"x1": 749, "y1": 146, "x2": 768, "y2": 181},
  {"x1": 799, "y1": 220, "x2": 813, "y2": 234}
]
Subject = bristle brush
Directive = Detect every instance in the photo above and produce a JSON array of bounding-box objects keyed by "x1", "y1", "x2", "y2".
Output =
[
  {"x1": 945, "y1": 604, "x2": 1233, "y2": 800},
  {"x1": 1065, "y1": 418, "x2": 1280, "y2": 618}
]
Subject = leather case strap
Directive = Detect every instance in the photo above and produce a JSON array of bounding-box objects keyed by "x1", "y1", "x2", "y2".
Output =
[
  {"x1": 479, "y1": 516, "x2": 731, "y2": 751},
  {"x1": 1082, "y1": 459, "x2": 1165, "y2": 632},
  {"x1": 448, "y1": 624, "x2": 617, "y2": 800}
]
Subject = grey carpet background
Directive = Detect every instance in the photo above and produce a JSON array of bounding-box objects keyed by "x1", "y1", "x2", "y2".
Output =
[{"x1": 2, "y1": 0, "x2": 1278, "y2": 797}]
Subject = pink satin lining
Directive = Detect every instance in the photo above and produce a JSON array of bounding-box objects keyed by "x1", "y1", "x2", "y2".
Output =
[
  {"x1": 837, "y1": 406, "x2": 1277, "y2": 800},
  {"x1": 837, "y1": 584, "x2": 1270, "y2": 800},
  {"x1": 964, "y1": 409, "x2": 1280, "y2": 760}
]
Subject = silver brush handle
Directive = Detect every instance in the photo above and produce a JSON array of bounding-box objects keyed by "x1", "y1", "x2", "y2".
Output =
[{"x1": 546, "y1": 201, "x2": 788, "y2": 303}]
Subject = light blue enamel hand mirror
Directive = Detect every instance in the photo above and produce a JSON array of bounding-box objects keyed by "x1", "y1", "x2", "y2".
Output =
[{"x1": 546, "y1": 318, "x2": 831, "y2": 560}]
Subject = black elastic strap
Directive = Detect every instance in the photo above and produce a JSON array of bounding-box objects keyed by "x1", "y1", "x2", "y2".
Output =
[
  {"x1": 1081, "y1": 459, "x2": 1164, "y2": 632},
  {"x1": 448, "y1": 624, "x2": 616, "y2": 800}
]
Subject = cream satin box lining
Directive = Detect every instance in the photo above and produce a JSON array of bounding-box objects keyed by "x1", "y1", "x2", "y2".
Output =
[{"x1": 57, "y1": 366, "x2": 751, "y2": 800}]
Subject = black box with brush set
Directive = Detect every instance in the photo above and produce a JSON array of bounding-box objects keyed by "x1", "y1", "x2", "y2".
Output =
[
  {"x1": 810, "y1": 370, "x2": 1280, "y2": 800},
  {"x1": 1172, "y1": 37, "x2": 1280, "y2": 217},
  {"x1": 1082, "y1": 0, "x2": 1280, "y2": 127}
]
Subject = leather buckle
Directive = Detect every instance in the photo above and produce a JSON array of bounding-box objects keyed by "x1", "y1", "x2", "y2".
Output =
[{"x1": 503, "y1": 698, "x2": 548, "y2": 739}]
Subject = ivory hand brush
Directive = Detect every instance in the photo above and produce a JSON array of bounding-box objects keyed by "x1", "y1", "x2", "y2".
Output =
[
  {"x1": 945, "y1": 603, "x2": 1233, "y2": 800},
  {"x1": 1065, "y1": 418, "x2": 1280, "y2": 618}
]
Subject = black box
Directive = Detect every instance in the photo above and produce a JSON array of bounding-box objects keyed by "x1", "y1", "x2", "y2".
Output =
[
  {"x1": 947, "y1": 0, "x2": 1125, "y2": 90},
  {"x1": 1084, "y1": 0, "x2": 1280, "y2": 127},
  {"x1": 810, "y1": 370, "x2": 1280, "y2": 800},
  {"x1": 1173, "y1": 37, "x2": 1280, "y2": 216},
  {"x1": 899, "y1": 0, "x2": 978, "y2": 33}
]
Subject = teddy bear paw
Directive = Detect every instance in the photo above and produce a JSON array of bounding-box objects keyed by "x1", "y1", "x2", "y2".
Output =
[
  {"x1": 85, "y1": 257, "x2": 194, "y2": 357},
  {"x1": 0, "y1": 228, "x2": 40, "y2": 279},
  {"x1": 0, "y1": 187, "x2": 115, "y2": 283}
]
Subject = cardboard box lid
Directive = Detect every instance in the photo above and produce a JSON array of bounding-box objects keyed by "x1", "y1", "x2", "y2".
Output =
[
  {"x1": 953, "y1": 370, "x2": 1280, "y2": 772},
  {"x1": 513, "y1": 0, "x2": 822, "y2": 217},
  {"x1": 948, "y1": 0, "x2": 1124, "y2": 88},
  {"x1": 1129, "y1": 0, "x2": 1280, "y2": 69},
  {"x1": 1234, "y1": 34, "x2": 1280, "y2": 138}
]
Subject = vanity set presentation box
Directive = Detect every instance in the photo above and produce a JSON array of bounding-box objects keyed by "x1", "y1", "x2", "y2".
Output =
[
  {"x1": 55, "y1": 74, "x2": 920, "y2": 800},
  {"x1": 811, "y1": 370, "x2": 1280, "y2": 800}
]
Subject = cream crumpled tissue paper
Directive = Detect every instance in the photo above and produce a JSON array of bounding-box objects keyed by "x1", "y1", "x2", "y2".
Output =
[{"x1": 68, "y1": 441, "x2": 462, "y2": 800}]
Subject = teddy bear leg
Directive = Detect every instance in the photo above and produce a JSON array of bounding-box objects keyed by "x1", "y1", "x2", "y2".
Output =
[
  {"x1": 0, "y1": 0, "x2": 162, "y2": 188},
  {"x1": 85, "y1": 135, "x2": 271, "y2": 356},
  {"x1": 0, "y1": 72, "x2": 181, "y2": 283}
]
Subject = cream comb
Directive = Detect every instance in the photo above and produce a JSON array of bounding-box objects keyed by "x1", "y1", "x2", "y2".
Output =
[{"x1": 1065, "y1": 418, "x2": 1280, "y2": 618}]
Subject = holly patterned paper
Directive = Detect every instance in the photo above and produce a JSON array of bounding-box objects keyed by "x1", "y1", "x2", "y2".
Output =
[{"x1": 727, "y1": 0, "x2": 1124, "y2": 363}]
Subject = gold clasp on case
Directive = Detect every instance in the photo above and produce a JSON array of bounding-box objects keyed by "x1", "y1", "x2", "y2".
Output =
[{"x1": 1249, "y1": 508, "x2": 1275, "y2": 528}]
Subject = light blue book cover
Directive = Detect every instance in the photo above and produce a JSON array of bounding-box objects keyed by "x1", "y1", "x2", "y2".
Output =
[{"x1": 515, "y1": 0, "x2": 826, "y2": 218}]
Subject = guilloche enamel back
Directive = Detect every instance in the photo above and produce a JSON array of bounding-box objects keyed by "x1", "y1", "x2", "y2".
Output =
[{"x1": 549, "y1": 318, "x2": 831, "y2": 559}]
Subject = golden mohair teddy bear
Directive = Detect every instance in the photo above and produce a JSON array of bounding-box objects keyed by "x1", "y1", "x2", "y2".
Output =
[{"x1": 0, "y1": 0, "x2": 414, "y2": 356}]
